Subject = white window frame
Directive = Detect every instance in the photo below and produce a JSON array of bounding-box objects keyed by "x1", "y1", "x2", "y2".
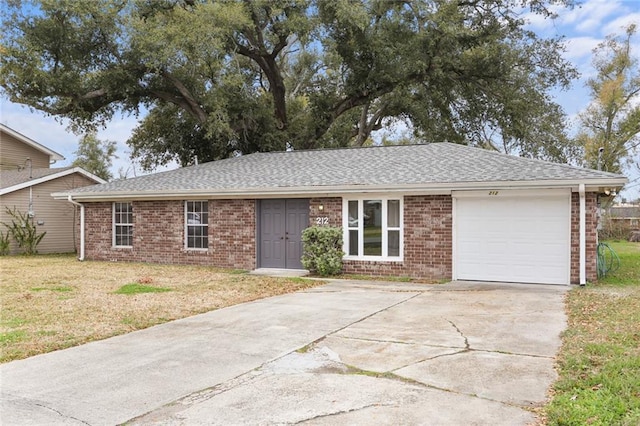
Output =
[
  {"x1": 342, "y1": 196, "x2": 403, "y2": 261},
  {"x1": 112, "y1": 202, "x2": 133, "y2": 248},
  {"x1": 184, "y1": 201, "x2": 209, "y2": 250}
]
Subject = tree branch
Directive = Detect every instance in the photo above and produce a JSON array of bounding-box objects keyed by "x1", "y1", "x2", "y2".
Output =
[{"x1": 158, "y1": 70, "x2": 208, "y2": 124}]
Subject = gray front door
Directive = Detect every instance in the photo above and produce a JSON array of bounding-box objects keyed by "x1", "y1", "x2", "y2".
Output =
[{"x1": 259, "y1": 199, "x2": 309, "y2": 269}]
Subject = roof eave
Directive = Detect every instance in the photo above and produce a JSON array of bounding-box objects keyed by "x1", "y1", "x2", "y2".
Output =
[
  {"x1": 0, "y1": 124, "x2": 65, "y2": 162},
  {"x1": 1, "y1": 167, "x2": 106, "y2": 196},
  {"x1": 53, "y1": 177, "x2": 629, "y2": 202}
]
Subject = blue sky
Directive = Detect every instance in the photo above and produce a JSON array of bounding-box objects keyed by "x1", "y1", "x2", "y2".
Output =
[{"x1": 1, "y1": 0, "x2": 639, "y2": 199}]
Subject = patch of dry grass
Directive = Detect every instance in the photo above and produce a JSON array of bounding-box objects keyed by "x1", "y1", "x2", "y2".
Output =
[{"x1": 0, "y1": 254, "x2": 322, "y2": 363}]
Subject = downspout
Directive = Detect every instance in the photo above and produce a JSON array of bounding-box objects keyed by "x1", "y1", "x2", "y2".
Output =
[
  {"x1": 579, "y1": 184, "x2": 586, "y2": 286},
  {"x1": 67, "y1": 196, "x2": 85, "y2": 261}
]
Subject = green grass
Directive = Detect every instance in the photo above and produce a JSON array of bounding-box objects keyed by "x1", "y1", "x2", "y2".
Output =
[
  {"x1": 597, "y1": 240, "x2": 640, "y2": 286},
  {"x1": 114, "y1": 283, "x2": 173, "y2": 295},
  {"x1": 544, "y1": 240, "x2": 640, "y2": 425},
  {"x1": 0, "y1": 330, "x2": 27, "y2": 344},
  {"x1": 31, "y1": 286, "x2": 74, "y2": 292}
]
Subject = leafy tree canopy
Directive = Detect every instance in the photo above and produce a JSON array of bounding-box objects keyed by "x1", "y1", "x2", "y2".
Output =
[
  {"x1": 574, "y1": 24, "x2": 640, "y2": 174},
  {"x1": 71, "y1": 132, "x2": 117, "y2": 181},
  {"x1": 1, "y1": 0, "x2": 579, "y2": 170}
]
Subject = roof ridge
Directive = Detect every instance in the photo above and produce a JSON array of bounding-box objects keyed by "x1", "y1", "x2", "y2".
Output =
[
  {"x1": 445, "y1": 143, "x2": 622, "y2": 178},
  {"x1": 251, "y1": 142, "x2": 440, "y2": 156}
]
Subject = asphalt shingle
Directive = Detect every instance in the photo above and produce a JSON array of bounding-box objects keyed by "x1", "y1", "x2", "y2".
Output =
[
  {"x1": 66, "y1": 143, "x2": 625, "y2": 196},
  {"x1": 0, "y1": 167, "x2": 73, "y2": 190}
]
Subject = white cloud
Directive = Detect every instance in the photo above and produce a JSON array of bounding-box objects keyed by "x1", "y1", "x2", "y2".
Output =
[
  {"x1": 602, "y1": 12, "x2": 640, "y2": 35},
  {"x1": 558, "y1": 0, "x2": 621, "y2": 31},
  {"x1": 563, "y1": 36, "x2": 602, "y2": 61}
]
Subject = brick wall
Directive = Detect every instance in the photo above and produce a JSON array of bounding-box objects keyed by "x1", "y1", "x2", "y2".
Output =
[
  {"x1": 571, "y1": 192, "x2": 598, "y2": 283},
  {"x1": 82, "y1": 200, "x2": 255, "y2": 269},
  {"x1": 310, "y1": 195, "x2": 453, "y2": 280},
  {"x1": 80, "y1": 193, "x2": 594, "y2": 283},
  {"x1": 209, "y1": 199, "x2": 256, "y2": 270},
  {"x1": 309, "y1": 198, "x2": 342, "y2": 226}
]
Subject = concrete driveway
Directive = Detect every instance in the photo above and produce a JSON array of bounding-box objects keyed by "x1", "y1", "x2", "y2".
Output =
[{"x1": 0, "y1": 280, "x2": 567, "y2": 425}]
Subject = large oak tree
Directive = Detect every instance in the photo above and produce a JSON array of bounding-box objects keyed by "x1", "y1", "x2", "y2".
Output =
[{"x1": 1, "y1": 0, "x2": 578, "y2": 170}]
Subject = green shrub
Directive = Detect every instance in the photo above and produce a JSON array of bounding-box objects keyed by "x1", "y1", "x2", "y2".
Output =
[
  {"x1": 0, "y1": 230, "x2": 10, "y2": 256},
  {"x1": 2, "y1": 207, "x2": 47, "y2": 255},
  {"x1": 301, "y1": 226, "x2": 344, "y2": 276}
]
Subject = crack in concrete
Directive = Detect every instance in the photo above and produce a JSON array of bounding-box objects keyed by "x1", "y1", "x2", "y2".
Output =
[
  {"x1": 388, "y1": 376, "x2": 537, "y2": 411},
  {"x1": 292, "y1": 402, "x2": 396, "y2": 424},
  {"x1": 33, "y1": 402, "x2": 91, "y2": 425},
  {"x1": 383, "y1": 320, "x2": 473, "y2": 372},
  {"x1": 126, "y1": 370, "x2": 270, "y2": 424},
  {"x1": 325, "y1": 292, "x2": 424, "y2": 337},
  {"x1": 330, "y1": 334, "x2": 467, "y2": 351},
  {"x1": 127, "y1": 292, "x2": 422, "y2": 424},
  {"x1": 446, "y1": 319, "x2": 471, "y2": 350},
  {"x1": 472, "y1": 348, "x2": 556, "y2": 360}
]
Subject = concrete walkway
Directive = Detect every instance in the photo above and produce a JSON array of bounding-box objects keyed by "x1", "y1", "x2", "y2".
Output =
[{"x1": 0, "y1": 280, "x2": 568, "y2": 425}]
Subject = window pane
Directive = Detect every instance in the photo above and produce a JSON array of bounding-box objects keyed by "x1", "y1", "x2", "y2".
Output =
[
  {"x1": 364, "y1": 200, "x2": 382, "y2": 256},
  {"x1": 113, "y1": 203, "x2": 133, "y2": 246},
  {"x1": 348, "y1": 200, "x2": 358, "y2": 228},
  {"x1": 186, "y1": 201, "x2": 208, "y2": 249},
  {"x1": 388, "y1": 200, "x2": 400, "y2": 228},
  {"x1": 349, "y1": 230, "x2": 359, "y2": 256},
  {"x1": 388, "y1": 230, "x2": 400, "y2": 257}
]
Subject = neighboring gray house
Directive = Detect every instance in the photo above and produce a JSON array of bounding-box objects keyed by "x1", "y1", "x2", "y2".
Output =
[
  {"x1": 608, "y1": 205, "x2": 640, "y2": 230},
  {"x1": 54, "y1": 143, "x2": 626, "y2": 285}
]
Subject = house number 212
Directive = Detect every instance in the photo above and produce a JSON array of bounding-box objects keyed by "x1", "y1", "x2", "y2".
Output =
[{"x1": 315, "y1": 217, "x2": 329, "y2": 226}]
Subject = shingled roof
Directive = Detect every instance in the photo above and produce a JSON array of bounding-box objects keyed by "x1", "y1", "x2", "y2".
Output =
[
  {"x1": 56, "y1": 143, "x2": 627, "y2": 200},
  {"x1": 1, "y1": 167, "x2": 106, "y2": 195}
]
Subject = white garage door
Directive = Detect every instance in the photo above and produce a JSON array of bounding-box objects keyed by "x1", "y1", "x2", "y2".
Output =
[{"x1": 454, "y1": 190, "x2": 571, "y2": 285}]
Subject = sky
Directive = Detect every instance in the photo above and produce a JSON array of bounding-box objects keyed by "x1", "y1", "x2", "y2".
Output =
[{"x1": 1, "y1": 0, "x2": 639, "y2": 200}]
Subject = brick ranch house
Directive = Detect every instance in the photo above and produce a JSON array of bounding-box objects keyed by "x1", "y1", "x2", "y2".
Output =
[{"x1": 54, "y1": 143, "x2": 626, "y2": 285}]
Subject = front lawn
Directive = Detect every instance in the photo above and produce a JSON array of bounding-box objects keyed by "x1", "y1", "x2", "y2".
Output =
[
  {"x1": 544, "y1": 240, "x2": 640, "y2": 425},
  {"x1": 0, "y1": 255, "x2": 321, "y2": 363}
]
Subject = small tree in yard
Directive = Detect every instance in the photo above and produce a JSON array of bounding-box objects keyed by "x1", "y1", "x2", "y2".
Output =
[
  {"x1": 2, "y1": 207, "x2": 47, "y2": 255},
  {"x1": 301, "y1": 227, "x2": 344, "y2": 277}
]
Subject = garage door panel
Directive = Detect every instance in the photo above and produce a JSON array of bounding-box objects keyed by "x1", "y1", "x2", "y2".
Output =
[{"x1": 455, "y1": 193, "x2": 570, "y2": 285}]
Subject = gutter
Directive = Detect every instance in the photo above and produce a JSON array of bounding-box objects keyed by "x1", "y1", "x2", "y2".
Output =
[
  {"x1": 66, "y1": 196, "x2": 85, "y2": 261},
  {"x1": 579, "y1": 184, "x2": 586, "y2": 286}
]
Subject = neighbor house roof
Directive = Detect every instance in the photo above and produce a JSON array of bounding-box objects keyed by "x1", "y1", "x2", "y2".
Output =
[
  {"x1": 54, "y1": 143, "x2": 627, "y2": 201},
  {"x1": 609, "y1": 206, "x2": 640, "y2": 218},
  {"x1": 0, "y1": 167, "x2": 106, "y2": 196},
  {"x1": 0, "y1": 124, "x2": 65, "y2": 163}
]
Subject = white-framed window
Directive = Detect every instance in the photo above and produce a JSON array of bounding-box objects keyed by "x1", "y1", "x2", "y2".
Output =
[
  {"x1": 113, "y1": 202, "x2": 133, "y2": 247},
  {"x1": 343, "y1": 197, "x2": 403, "y2": 260},
  {"x1": 185, "y1": 201, "x2": 209, "y2": 250}
]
